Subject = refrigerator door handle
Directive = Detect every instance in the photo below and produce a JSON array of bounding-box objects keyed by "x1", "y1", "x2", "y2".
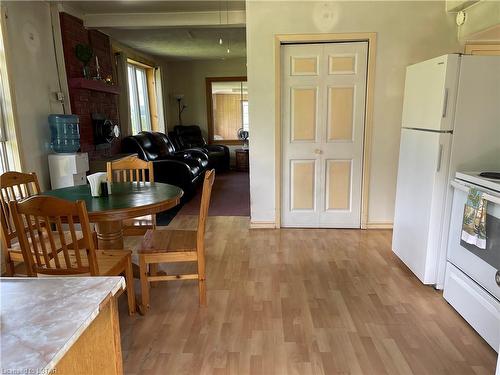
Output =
[
  {"x1": 442, "y1": 88, "x2": 449, "y2": 118},
  {"x1": 436, "y1": 144, "x2": 443, "y2": 172}
]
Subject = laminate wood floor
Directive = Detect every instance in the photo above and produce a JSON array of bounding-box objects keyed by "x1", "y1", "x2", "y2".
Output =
[{"x1": 119, "y1": 216, "x2": 497, "y2": 375}]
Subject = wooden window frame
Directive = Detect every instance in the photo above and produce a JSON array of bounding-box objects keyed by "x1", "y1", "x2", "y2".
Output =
[
  {"x1": 127, "y1": 59, "x2": 159, "y2": 133},
  {"x1": 205, "y1": 76, "x2": 247, "y2": 145}
]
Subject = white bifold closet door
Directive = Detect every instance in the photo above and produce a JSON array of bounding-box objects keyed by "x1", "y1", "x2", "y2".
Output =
[{"x1": 281, "y1": 42, "x2": 368, "y2": 228}]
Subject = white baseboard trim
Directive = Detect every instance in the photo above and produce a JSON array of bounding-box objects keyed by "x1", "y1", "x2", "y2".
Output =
[
  {"x1": 249, "y1": 221, "x2": 392, "y2": 230},
  {"x1": 250, "y1": 221, "x2": 277, "y2": 229},
  {"x1": 366, "y1": 222, "x2": 393, "y2": 229}
]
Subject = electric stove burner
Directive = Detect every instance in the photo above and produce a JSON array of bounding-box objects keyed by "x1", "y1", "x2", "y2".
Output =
[{"x1": 479, "y1": 172, "x2": 500, "y2": 180}]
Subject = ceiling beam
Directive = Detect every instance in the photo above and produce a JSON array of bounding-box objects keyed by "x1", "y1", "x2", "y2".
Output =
[{"x1": 83, "y1": 10, "x2": 246, "y2": 29}]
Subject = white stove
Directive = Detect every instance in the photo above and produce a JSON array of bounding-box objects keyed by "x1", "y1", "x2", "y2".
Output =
[
  {"x1": 456, "y1": 171, "x2": 500, "y2": 193},
  {"x1": 443, "y1": 171, "x2": 500, "y2": 352}
]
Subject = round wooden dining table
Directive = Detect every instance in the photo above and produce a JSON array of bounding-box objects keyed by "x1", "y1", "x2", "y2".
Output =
[{"x1": 44, "y1": 182, "x2": 183, "y2": 249}]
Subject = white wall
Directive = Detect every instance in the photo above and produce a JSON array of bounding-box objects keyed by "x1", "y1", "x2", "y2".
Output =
[
  {"x1": 3, "y1": 1, "x2": 65, "y2": 189},
  {"x1": 165, "y1": 58, "x2": 247, "y2": 138},
  {"x1": 246, "y1": 0, "x2": 461, "y2": 225}
]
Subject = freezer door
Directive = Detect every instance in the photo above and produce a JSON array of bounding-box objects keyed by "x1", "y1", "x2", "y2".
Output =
[
  {"x1": 401, "y1": 54, "x2": 459, "y2": 131},
  {"x1": 392, "y1": 128, "x2": 452, "y2": 284}
]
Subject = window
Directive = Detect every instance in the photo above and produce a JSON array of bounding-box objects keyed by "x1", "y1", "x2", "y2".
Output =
[
  {"x1": 241, "y1": 100, "x2": 249, "y2": 132},
  {"x1": 0, "y1": 80, "x2": 9, "y2": 174},
  {"x1": 206, "y1": 77, "x2": 248, "y2": 144},
  {"x1": 127, "y1": 63, "x2": 152, "y2": 134},
  {"x1": 0, "y1": 20, "x2": 20, "y2": 173}
]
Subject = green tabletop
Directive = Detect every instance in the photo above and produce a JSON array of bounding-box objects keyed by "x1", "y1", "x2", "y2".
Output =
[{"x1": 44, "y1": 182, "x2": 183, "y2": 220}]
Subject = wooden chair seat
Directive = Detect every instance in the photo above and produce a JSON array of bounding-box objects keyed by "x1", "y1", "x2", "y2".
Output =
[
  {"x1": 45, "y1": 249, "x2": 132, "y2": 276},
  {"x1": 140, "y1": 229, "x2": 197, "y2": 254}
]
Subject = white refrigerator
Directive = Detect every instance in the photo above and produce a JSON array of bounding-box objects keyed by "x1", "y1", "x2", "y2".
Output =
[{"x1": 392, "y1": 54, "x2": 500, "y2": 287}]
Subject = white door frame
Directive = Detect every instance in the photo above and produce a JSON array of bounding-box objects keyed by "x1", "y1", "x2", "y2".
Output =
[{"x1": 274, "y1": 33, "x2": 377, "y2": 229}]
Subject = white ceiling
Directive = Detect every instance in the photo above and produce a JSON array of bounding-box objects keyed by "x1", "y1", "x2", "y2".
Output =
[
  {"x1": 62, "y1": 1, "x2": 247, "y2": 61},
  {"x1": 102, "y1": 27, "x2": 246, "y2": 60}
]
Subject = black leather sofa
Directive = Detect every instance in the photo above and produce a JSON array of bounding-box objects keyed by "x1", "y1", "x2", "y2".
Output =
[
  {"x1": 169, "y1": 125, "x2": 230, "y2": 171},
  {"x1": 121, "y1": 131, "x2": 208, "y2": 197}
]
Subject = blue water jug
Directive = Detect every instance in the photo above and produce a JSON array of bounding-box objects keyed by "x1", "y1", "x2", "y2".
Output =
[{"x1": 49, "y1": 114, "x2": 81, "y2": 153}]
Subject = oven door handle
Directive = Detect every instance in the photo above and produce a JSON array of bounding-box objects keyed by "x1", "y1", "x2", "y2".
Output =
[{"x1": 451, "y1": 180, "x2": 500, "y2": 205}]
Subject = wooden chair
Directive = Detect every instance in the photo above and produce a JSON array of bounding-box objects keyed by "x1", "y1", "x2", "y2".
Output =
[
  {"x1": 0, "y1": 171, "x2": 83, "y2": 276},
  {"x1": 1, "y1": 172, "x2": 40, "y2": 275},
  {"x1": 9, "y1": 195, "x2": 136, "y2": 315},
  {"x1": 138, "y1": 169, "x2": 215, "y2": 314},
  {"x1": 106, "y1": 156, "x2": 156, "y2": 236}
]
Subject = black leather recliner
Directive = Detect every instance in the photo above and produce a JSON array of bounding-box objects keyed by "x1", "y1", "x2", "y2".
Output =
[
  {"x1": 169, "y1": 125, "x2": 230, "y2": 171},
  {"x1": 121, "y1": 131, "x2": 208, "y2": 197}
]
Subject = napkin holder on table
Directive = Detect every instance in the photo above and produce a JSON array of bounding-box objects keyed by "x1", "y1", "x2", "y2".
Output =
[{"x1": 87, "y1": 172, "x2": 108, "y2": 197}]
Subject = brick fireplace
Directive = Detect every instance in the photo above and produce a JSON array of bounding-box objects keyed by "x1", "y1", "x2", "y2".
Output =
[{"x1": 59, "y1": 12, "x2": 121, "y2": 160}]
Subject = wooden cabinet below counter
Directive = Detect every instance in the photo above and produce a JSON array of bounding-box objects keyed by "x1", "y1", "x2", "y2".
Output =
[{"x1": 1, "y1": 277, "x2": 125, "y2": 375}]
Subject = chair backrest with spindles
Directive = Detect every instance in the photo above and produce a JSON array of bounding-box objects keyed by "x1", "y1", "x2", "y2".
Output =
[
  {"x1": 106, "y1": 156, "x2": 154, "y2": 183},
  {"x1": 0, "y1": 172, "x2": 41, "y2": 247},
  {"x1": 197, "y1": 169, "x2": 215, "y2": 250},
  {"x1": 9, "y1": 196, "x2": 98, "y2": 276}
]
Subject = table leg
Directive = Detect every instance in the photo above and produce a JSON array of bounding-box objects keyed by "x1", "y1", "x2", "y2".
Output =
[
  {"x1": 95, "y1": 220, "x2": 141, "y2": 279},
  {"x1": 95, "y1": 221, "x2": 124, "y2": 250}
]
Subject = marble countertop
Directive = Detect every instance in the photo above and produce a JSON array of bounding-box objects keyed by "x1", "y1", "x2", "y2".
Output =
[{"x1": 0, "y1": 277, "x2": 125, "y2": 373}]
